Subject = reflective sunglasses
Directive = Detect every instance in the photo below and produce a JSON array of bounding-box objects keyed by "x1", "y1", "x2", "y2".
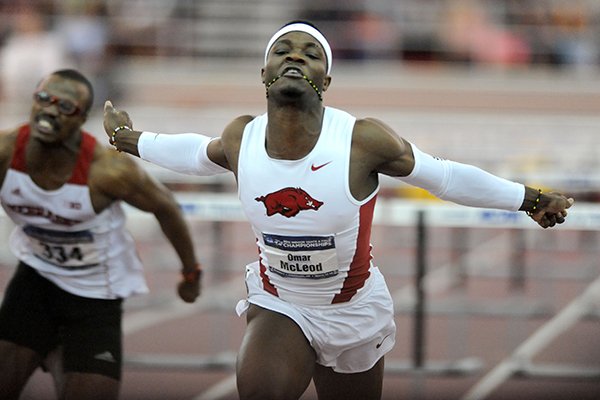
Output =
[{"x1": 33, "y1": 91, "x2": 82, "y2": 116}]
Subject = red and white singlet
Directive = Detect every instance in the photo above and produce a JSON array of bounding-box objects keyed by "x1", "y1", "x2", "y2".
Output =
[{"x1": 0, "y1": 125, "x2": 148, "y2": 299}]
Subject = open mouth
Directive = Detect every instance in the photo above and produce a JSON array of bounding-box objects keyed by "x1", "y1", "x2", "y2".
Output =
[
  {"x1": 35, "y1": 115, "x2": 59, "y2": 135},
  {"x1": 282, "y1": 67, "x2": 304, "y2": 78},
  {"x1": 265, "y1": 68, "x2": 323, "y2": 101}
]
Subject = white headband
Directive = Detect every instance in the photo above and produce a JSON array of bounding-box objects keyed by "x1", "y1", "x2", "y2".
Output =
[{"x1": 264, "y1": 23, "x2": 332, "y2": 74}]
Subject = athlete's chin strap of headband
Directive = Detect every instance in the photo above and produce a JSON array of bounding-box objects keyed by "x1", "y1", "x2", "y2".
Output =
[{"x1": 265, "y1": 74, "x2": 323, "y2": 101}]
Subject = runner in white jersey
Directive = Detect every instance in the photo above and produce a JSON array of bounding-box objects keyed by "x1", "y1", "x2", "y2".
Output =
[
  {"x1": 103, "y1": 20, "x2": 573, "y2": 400},
  {"x1": 238, "y1": 106, "x2": 373, "y2": 306},
  {"x1": 0, "y1": 69, "x2": 202, "y2": 400}
]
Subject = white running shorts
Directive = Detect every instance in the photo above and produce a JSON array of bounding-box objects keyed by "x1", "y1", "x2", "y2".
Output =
[{"x1": 236, "y1": 262, "x2": 396, "y2": 373}]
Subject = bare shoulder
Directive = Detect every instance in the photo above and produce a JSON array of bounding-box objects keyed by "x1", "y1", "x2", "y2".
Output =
[
  {"x1": 353, "y1": 117, "x2": 414, "y2": 177},
  {"x1": 221, "y1": 115, "x2": 254, "y2": 144},
  {"x1": 219, "y1": 115, "x2": 255, "y2": 174},
  {"x1": 88, "y1": 142, "x2": 177, "y2": 213},
  {"x1": 0, "y1": 128, "x2": 19, "y2": 154},
  {"x1": 0, "y1": 128, "x2": 20, "y2": 175},
  {"x1": 93, "y1": 143, "x2": 138, "y2": 175},
  {"x1": 89, "y1": 144, "x2": 144, "y2": 195},
  {"x1": 353, "y1": 117, "x2": 409, "y2": 157}
]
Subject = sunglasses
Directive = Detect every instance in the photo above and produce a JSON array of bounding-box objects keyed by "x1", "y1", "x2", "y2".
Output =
[{"x1": 33, "y1": 91, "x2": 83, "y2": 116}]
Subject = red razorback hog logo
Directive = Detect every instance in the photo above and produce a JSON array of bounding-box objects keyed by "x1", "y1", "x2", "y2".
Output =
[{"x1": 255, "y1": 187, "x2": 323, "y2": 218}]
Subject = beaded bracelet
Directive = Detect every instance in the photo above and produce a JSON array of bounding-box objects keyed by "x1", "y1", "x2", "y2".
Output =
[
  {"x1": 182, "y1": 264, "x2": 202, "y2": 284},
  {"x1": 526, "y1": 189, "x2": 542, "y2": 217},
  {"x1": 109, "y1": 125, "x2": 132, "y2": 148}
]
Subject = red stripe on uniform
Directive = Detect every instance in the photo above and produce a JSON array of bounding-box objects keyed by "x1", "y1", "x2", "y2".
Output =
[
  {"x1": 11, "y1": 125, "x2": 30, "y2": 171},
  {"x1": 11, "y1": 125, "x2": 96, "y2": 185},
  {"x1": 69, "y1": 133, "x2": 96, "y2": 185},
  {"x1": 332, "y1": 195, "x2": 377, "y2": 303},
  {"x1": 257, "y1": 242, "x2": 278, "y2": 296}
]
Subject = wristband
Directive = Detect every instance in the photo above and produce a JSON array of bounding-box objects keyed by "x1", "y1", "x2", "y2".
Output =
[
  {"x1": 182, "y1": 264, "x2": 202, "y2": 284},
  {"x1": 110, "y1": 125, "x2": 132, "y2": 149},
  {"x1": 526, "y1": 189, "x2": 542, "y2": 216}
]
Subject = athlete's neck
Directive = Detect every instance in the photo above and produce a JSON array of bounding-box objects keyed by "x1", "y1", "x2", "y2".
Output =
[{"x1": 265, "y1": 106, "x2": 324, "y2": 160}]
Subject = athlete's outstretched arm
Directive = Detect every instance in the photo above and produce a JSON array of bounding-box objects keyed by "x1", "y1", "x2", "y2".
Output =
[
  {"x1": 358, "y1": 118, "x2": 574, "y2": 229},
  {"x1": 103, "y1": 100, "x2": 231, "y2": 174}
]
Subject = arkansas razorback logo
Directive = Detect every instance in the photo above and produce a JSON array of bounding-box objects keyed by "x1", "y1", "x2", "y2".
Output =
[{"x1": 255, "y1": 187, "x2": 323, "y2": 218}]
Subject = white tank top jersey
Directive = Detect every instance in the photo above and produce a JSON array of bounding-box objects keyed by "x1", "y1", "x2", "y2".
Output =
[
  {"x1": 238, "y1": 107, "x2": 379, "y2": 306},
  {"x1": 0, "y1": 125, "x2": 148, "y2": 299}
]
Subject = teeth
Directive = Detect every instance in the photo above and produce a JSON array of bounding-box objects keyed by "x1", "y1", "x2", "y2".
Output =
[{"x1": 39, "y1": 120, "x2": 53, "y2": 129}]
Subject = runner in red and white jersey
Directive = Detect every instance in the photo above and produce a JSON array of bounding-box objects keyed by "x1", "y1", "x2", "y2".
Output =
[{"x1": 0, "y1": 69, "x2": 201, "y2": 400}]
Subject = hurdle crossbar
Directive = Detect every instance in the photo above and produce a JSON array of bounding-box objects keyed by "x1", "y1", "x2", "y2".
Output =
[{"x1": 461, "y1": 273, "x2": 600, "y2": 400}]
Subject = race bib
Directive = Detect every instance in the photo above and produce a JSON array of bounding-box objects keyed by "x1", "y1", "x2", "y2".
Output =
[
  {"x1": 262, "y1": 233, "x2": 338, "y2": 279},
  {"x1": 23, "y1": 225, "x2": 101, "y2": 269}
]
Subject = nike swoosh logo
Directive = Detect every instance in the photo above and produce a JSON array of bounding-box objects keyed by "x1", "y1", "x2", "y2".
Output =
[
  {"x1": 94, "y1": 351, "x2": 117, "y2": 363},
  {"x1": 311, "y1": 161, "x2": 332, "y2": 171},
  {"x1": 376, "y1": 334, "x2": 391, "y2": 349}
]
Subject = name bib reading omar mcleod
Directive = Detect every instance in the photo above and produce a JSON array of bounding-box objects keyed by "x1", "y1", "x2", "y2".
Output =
[{"x1": 262, "y1": 233, "x2": 339, "y2": 279}]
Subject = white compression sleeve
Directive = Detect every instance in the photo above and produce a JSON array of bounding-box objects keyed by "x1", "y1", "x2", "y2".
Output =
[
  {"x1": 399, "y1": 143, "x2": 524, "y2": 211},
  {"x1": 138, "y1": 131, "x2": 229, "y2": 175}
]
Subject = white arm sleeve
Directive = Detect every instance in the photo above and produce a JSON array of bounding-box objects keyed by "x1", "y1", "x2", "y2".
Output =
[
  {"x1": 399, "y1": 143, "x2": 524, "y2": 211},
  {"x1": 138, "y1": 131, "x2": 229, "y2": 175}
]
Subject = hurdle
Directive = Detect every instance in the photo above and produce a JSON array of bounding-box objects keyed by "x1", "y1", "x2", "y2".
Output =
[
  {"x1": 461, "y1": 273, "x2": 600, "y2": 400},
  {"x1": 114, "y1": 196, "x2": 600, "y2": 383}
]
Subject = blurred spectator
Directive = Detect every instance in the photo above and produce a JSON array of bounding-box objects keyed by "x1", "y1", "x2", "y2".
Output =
[
  {"x1": 2, "y1": 0, "x2": 596, "y2": 75},
  {"x1": 504, "y1": 0, "x2": 560, "y2": 65},
  {"x1": 550, "y1": 1, "x2": 598, "y2": 71},
  {"x1": 105, "y1": 0, "x2": 178, "y2": 56},
  {"x1": 348, "y1": 10, "x2": 399, "y2": 61},
  {"x1": 500, "y1": 0, "x2": 598, "y2": 70},
  {"x1": 440, "y1": 0, "x2": 530, "y2": 67},
  {"x1": 297, "y1": 0, "x2": 399, "y2": 61},
  {"x1": 55, "y1": 0, "x2": 117, "y2": 108},
  {"x1": 0, "y1": 5, "x2": 73, "y2": 103}
]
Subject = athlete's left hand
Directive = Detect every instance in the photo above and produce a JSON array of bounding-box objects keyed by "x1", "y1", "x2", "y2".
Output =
[{"x1": 529, "y1": 192, "x2": 574, "y2": 229}]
